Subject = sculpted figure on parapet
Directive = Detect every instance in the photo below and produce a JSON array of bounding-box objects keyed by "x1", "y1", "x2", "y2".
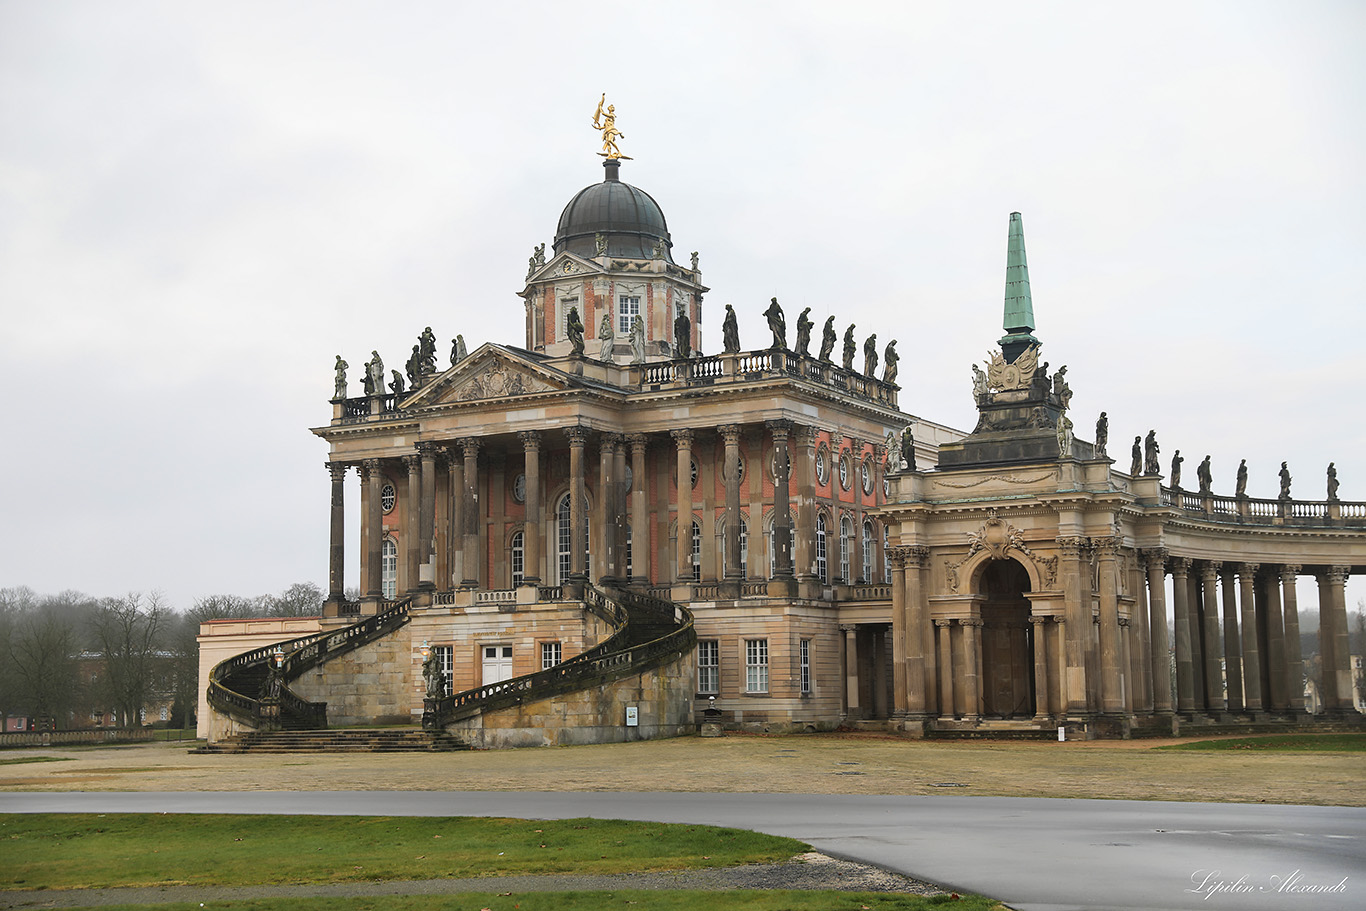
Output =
[
  {"x1": 882, "y1": 340, "x2": 898, "y2": 384},
  {"x1": 1056, "y1": 414, "x2": 1074, "y2": 459},
  {"x1": 1143, "y1": 430, "x2": 1160, "y2": 475},
  {"x1": 1094, "y1": 412, "x2": 1108, "y2": 457},
  {"x1": 795, "y1": 307, "x2": 813, "y2": 356},
  {"x1": 333, "y1": 355, "x2": 348, "y2": 398},
  {"x1": 673, "y1": 305, "x2": 691, "y2": 359},
  {"x1": 1236, "y1": 458, "x2": 1248, "y2": 497},
  {"x1": 405, "y1": 344, "x2": 421, "y2": 386},
  {"x1": 885, "y1": 430, "x2": 902, "y2": 474},
  {"x1": 722, "y1": 304, "x2": 741, "y2": 353},
  {"x1": 629, "y1": 316, "x2": 645, "y2": 364},
  {"x1": 598, "y1": 311, "x2": 615, "y2": 363},
  {"x1": 901, "y1": 425, "x2": 916, "y2": 471},
  {"x1": 419, "y1": 326, "x2": 437, "y2": 373},
  {"x1": 1327, "y1": 462, "x2": 1339, "y2": 501},
  {"x1": 566, "y1": 306, "x2": 585, "y2": 357},
  {"x1": 1197, "y1": 455, "x2": 1212, "y2": 494},
  {"x1": 1279, "y1": 461, "x2": 1293, "y2": 499},
  {"x1": 366, "y1": 350, "x2": 384, "y2": 396},
  {"x1": 451, "y1": 334, "x2": 467, "y2": 366},
  {"x1": 863, "y1": 333, "x2": 878, "y2": 377},
  {"x1": 819, "y1": 316, "x2": 837, "y2": 362},
  {"x1": 1129, "y1": 436, "x2": 1142, "y2": 476},
  {"x1": 842, "y1": 324, "x2": 857, "y2": 370},
  {"x1": 1052, "y1": 365, "x2": 1072, "y2": 410},
  {"x1": 389, "y1": 370, "x2": 405, "y2": 395},
  {"x1": 972, "y1": 363, "x2": 989, "y2": 399},
  {"x1": 1170, "y1": 450, "x2": 1184, "y2": 489},
  {"x1": 763, "y1": 297, "x2": 786, "y2": 349}
]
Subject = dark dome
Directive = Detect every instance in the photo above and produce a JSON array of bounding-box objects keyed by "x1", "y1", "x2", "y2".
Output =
[{"x1": 554, "y1": 159, "x2": 673, "y2": 262}]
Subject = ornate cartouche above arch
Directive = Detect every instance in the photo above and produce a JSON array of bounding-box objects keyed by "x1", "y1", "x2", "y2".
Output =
[{"x1": 944, "y1": 512, "x2": 1058, "y2": 593}]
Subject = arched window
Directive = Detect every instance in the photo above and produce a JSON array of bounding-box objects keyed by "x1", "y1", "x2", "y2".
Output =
[
  {"x1": 381, "y1": 538, "x2": 397, "y2": 599},
  {"x1": 691, "y1": 520, "x2": 701, "y2": 581},
  {"x1": 862, "y1": 521, "x2": 875, "y2": 583},
  {"x1": 557, "y1": 495, "x2": 572, "y2": 584},
  {"x1": 815, "y1": 513, "x2": 828, "y2": 583},
  {"x1": 510, "y1": 531, "x2": 525, "y2": 587},
  {"x1": 839, "y1": 516, "x2": 852, "y2": 582}
]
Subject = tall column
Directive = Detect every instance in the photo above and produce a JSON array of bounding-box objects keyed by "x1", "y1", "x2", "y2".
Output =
[
  {"x1": 1238, "y1": 563, "x2": 1263, "y2": 712},
  {"x1": 403, "y1": 454, "x2": 422, "y2": 594},
  {"x1": 612, "y1": 436, "x2": 628, "y2": 582},
  {"x1": 460, "y1": 439, "x2": 482, "y2": 589},
  {"x1": 889, "y1": 547, "x2": 908, "y2": 714},
  {"x1": 769, "y1": 420, "x2": 794, "y2": 579},
  {"x1": 1058, "y1": 536, "x2": 1090, "y2": 714},
  {"x1": 909, "y1": 548, "x2": 934, "y2": 715},
  {"x1": 1261, "y1": 568, "x2": 1288, "y2": 711},
  {"x1": 1170, "y1": 557, "x2": 1196, "y2": 714},
  {"x1": 1120, "y1": 617, "x2": 1135, "y2": 713},
  {"x1": 1095, "y1": 537, "x2": 1124, "y2": 714},
  {"x1": 794, "y1": 426, "x2": 817, "y2": 582},
  {"x1": 361, "y1": 459, "x2": 382, "y2": 601},
  {"x1": 962, "y1": 617, "x2": 982, "y2": 722},
  {"x1": 720, "y1": 425, "x2": 743, "y2": 582},
  {"x1": 447, "y1": 450, "x2": 463, "y2": 588},
  {"x1": 671, "y1": 429, "x2": 693, "y2": 582},
  {"x1": 1031, "y1": 615, "x2": 1050, "y2": 718},
  {"x1": 1281, "y1": 566, "x2": 1304, "y2": 713},
  {"x1": 326, "y1": 463, "x2": 347, "y2": 602},
  {"x1": 1199, "y1": 562, "x2": 1223, "y2": 712},
  {"x1": 418, "y1": 444, "x2": 437, "y2": 590},
  {"x1": 872, "y1": 628, "x2": 888, "y2": 718},
  {"x1": 597, "y1": 434, "x2": 618, "y2": 584},
  {"x1": 1131, "y1": 558, "x2": 1153, "y2": 713},
  {"x1": 1323, "y1": 567, "x2": 1353, "y2": 713},
  {"x1": 1187, "y1": 570, "x2": 1205, "y2": 712},
  {"x1": 1221, "y1": 567, "x2": 1243, "y2": 713},
  {"x1": 936, "y1": 619, "x2": 954, "y2": 717},
  {"x1": 628, "y1": 434, "x2": 649, "y2": 584},
  {"x1": 1143, "y1": 549, "x2": 1172, "y2": 713},
  {"x1": 518, "y1": 432, "x2": 542, "y2": 585},
  {"x1": 844, "y1": 626, "x2": 860, "y2": 719},
  {"x1": 566, "y1": 427, "x2": 589, "y2": 585}
]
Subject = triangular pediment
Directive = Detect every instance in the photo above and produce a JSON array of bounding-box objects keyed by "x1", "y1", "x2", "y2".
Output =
[
  {"x1": 401, "y1": 345, "x2": 573, "y2": 409},
  {"x1": 527, "y1": 251, "x2": 606, "y2": 284}
]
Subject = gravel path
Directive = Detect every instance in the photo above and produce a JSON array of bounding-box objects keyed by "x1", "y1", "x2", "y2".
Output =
[{"x1": 0, "y1": 852, "x2": 944, "y2": 908}]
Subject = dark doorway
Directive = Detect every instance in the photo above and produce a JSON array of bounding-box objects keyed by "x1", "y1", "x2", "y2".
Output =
[{"x1": 977, "y1": 558, "x2": 1034, "y2": 717}]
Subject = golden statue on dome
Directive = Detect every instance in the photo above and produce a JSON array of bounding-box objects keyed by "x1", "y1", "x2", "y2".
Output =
[{"x1": 592, "y1": 93, "x2": 632, "y2": 160}]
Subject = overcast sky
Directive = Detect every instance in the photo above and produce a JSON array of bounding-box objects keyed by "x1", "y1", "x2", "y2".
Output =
[{"x1": 1, "y1": 1, "x2": 1362, "y2": 612}]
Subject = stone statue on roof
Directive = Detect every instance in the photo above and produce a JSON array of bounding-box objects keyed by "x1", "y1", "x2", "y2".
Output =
[
  {"x1": 1170, "y1": 450, "x2": 1184, "y2": 489},
  {"x1": 1053, "y1": 365, "x2": 1072, "y2": 411},
  {"x1": 901, "y1": 425, "x2": 916, "y2": 471},
  {"x1": 690, "y1": 250, "x2": 699, "y2": 271},
  {"x1": 1143, "y1": 430, "x2": 1160, "y2": 475},
  {"x1": 1094, "y1": 412, "x2": 1108, "y2": 458},
  {"x1": 763, "y1": 297, "x2": 786, "y2": 349},
  {"x1": 863, "y1": 334, "x2": 878, "y2": 377},
  {"x1": 595, "y1": 233, "x2": 607, "y2": 256},
  {"x1": 419, "y1": 327, "x2": 437, "y2": 374},
  {"x1": 566, "y1": 306, "x2": 585, "y2": 357},
  {"x1": 629, "y1": 315, "x2": 645, "y2": 364},
  {"x1": 366, "y1": 351, "x2": 384, "y2": 397},
  {"x1": 722, "y1": 304, "x2": 740, "y2": 353},
  {"x1": 882, "y1": 340, "x2": 899, "y2": 384},
  {"x1": 842, "y1": 324, "x2": 857, "y2": 371},
  {"x1": 1197, "y1": 455, "x2": 1212, "y2": 494},
  {"x1": 1056, "y1": 414, "x2": 1074, "y2": 459},
  {"x1": 389, "y1": 370, "x2": 405, "y2": 395},
  {"x1": 819, "y1": 316, "x2": 837, "y2": 363},
  {"x1": 795, "y1": 307, "x2": 813, "y2": 356},
  {"x1": 1327, "y1": 462, "x2": 1339, "y2": 501},
  {"x1": 451, "y1": 335, "x2": 467, "y2": 366},
  {"x1": 598, "y1": 310, "x2": 615, "y2": 363},
  {"x1": 673, "y1": 305, "x2": 691, "y2": 359},
  {"x1": 885, "y1": 430, "x2": 902, "y2": 475},
  {"x1": 1236, "y1": 459, "x2": 1248, "y2": 497},
  {"x1": 1130, "y1": 437, "x2": 1142, "y2": 477},
  {"x1": 972, "y1": 364, "x2": 989, "y2": 399},
  {"x1": 591, "y1": 93, "x2": 630, "y2": 160},
  {"x1": 405, "y1": 345, "x2": 421, "y2": 386},
  {"x1": 333, "y1": 355, "x2": 348, "y2": 399},
  {"x1": 1279, "y1": 462, "x2": 1292, "y2": 500}
]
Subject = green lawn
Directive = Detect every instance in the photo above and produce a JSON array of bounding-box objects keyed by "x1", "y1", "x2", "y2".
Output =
[
  {"x1": 1157, "y1": 733, "x2": 1366, "y2": 752},
  {"x1": 0, "y1": 814, "x2": 809, "y2": 889},
  {"x1": 0, "y1": 755, "x2": 73, "y2": 766},
  {"x1": 38, "y1": 893, "x2": 1001, "y2": 911}
]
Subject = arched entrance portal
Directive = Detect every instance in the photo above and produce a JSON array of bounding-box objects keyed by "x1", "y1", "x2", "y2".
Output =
[{"x1": 976, "y1": 558, "x2": 1034, "y2": 718}]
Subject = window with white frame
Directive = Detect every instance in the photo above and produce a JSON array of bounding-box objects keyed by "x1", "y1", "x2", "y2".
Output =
[
  {"x1": 862, "y1": 521, "x2": 874, "y2": 582},
  {"x1": 433, "y1": 645, "x2": 454, "y2": 696},
  {"x1": 799, "y1": 638, "x2": 811, "y2": 694},
  {"x1": 815, "y1": 514, "x2": 828, "y2": 583},
  {"x1": 380, "y1": 483, "x2": 396, "y2": 513},
  {"x1": 557, "y1": 495, "x2": 572, "y2": 584},
  {"x1": 839, "y1": 517, "x2": 852, "y2": 582},
  {"x1": 691, "y1": 520, "x2": 701, "y2": 581},
  {"x1": 618, "y1": 296, "x2": 640, "y2": 335},
  {"x1": 541, "y1": 641, "x2": 562, "y2": 670},
  {"x1": 510, "y1": 531, "x2": 525, "y2": 587},
  {"x1": 745, "y1": 639, "x2": 769, "y2": 693},
  {"x1": 697, "y1": 640, "x2": 719, "y2": 694},
  {"x1": 381, "y1": 538, "x2": 398, "y2": 599}
]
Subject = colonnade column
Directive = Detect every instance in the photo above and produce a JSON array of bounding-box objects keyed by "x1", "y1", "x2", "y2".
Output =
[
  {"x1": 1321, "y1": 567, "x2": 1353, "y2": 713},
  {"x1": 935, "y1": 619, "x2": 954, "y2": 717},
  {"x1": 843, "y1": 626, "x2": 860, "y2": 719},
  {"x1": 403, "y1": 454, "x2": 422, "y2": 594},
  {"x1": 612, "y1": 436, "x2": 628, "y2": 582},
  {"x1": 627, "y1": 434, "x2": 649, "y2": 584},
  {"x1": 908, "y1": 548, "x2": 934, "y2": 715},
  {"x1": 519, "y1": 432, "x2": 541, "y2": 585},
  {"x1": 566, "y1": 427, "x2": 589, "y2": 586},
  {"x1": 447, "y1": 450, "x2": 463, "y2": 588},
  {"x1": 597, "y1": 434, "x2": 619, "y2": 584},
  {"x1": 1262, "y1": 569, "x2": 1288, "y2": 710},
  {"x1": 418, "y1": 444, "x2": 437, "y2": 591},
  {"x1": 1131, "y1": 558, "x2": 1154, "y2": 713},
  {"x1": 1030, "y1": 615, "x2": 1050, "y2": 718},
  {"x1": 326, "y1": 463, "x2": 347, "y2": 603},
  {"x1": 769, "y1": 420, "x2": 794, "y2": 580},
  {"x1": 361, "y1": 459, "x2": 382, "y2": 601},
  {"x1": 871, "y1": 628, "x2": 888, "y2": 718},
  {"x1": 1096, "y1": 537, "x2": 1124, "y2": 714},
  {"x1": 794, "y1": 426, "x2": 817, "y2": 582},
  {"x1": 459, "y1": 439, "x2": 482, "y2": 589},
  {"x1": 1143, "y1": 549, "x2": 1172, "y2": 713},
  {"x1": 889, "y1": 547, "x2": 908, "y2": 715},
  {"x1": 671, "y1": 429, "x2": 693, "y2": 582},
  {"x1": 1199, "y1": 562, "x2": 1223, "y2": 712},
  {"x1": 1058, "y1": 536, "x2": 1090, "y2": 714},
  {"x1": 1119, "y1": 617, "x2": 1135, "y2": 713},
  {"x1": 1220, "y1": 566, "x2": 1243, "y2": 712},
  {"x1": 1281, "y1": 566, "x2": 1304, "y2": 713},
  {"x1": 1170, "y1": 557, "x2": 1196, "y2": 714},
  {"x1": 1238, "y1": 563, "x2": 1263, "y2": 712},
  {"x1": 962, "y1": 617, "x2": 982, "y2": 722},
  {"x1": 720, "y1": 425, "x2": 743, "y2": 583}
]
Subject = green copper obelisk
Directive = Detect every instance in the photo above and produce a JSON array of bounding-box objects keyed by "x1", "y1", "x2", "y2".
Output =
[{"x1": 999, "y1": 211, "x2": 1039, "y2": 364}]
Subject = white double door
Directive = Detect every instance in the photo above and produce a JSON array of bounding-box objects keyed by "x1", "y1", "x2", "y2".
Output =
[{"x1": 482, "y1": 645, "x2": 513, "y2": 685}]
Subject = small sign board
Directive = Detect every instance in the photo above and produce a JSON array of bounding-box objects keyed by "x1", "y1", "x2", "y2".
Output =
[{"x1": 625, "y1": 705, "x2": 639, "y2": 727}]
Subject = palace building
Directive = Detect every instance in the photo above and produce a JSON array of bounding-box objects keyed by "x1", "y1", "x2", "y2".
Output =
[{"x1": 199, "y1": 125, "x2": 1364, "y2": 748}]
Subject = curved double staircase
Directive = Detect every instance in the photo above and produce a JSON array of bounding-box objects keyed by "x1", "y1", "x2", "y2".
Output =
[{"x1": 199, "y1": 586, "x2": 695, "y2": 753}]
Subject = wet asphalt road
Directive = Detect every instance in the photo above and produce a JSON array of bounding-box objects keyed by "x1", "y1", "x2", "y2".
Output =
[{"x1": 2, "y1": 791, "x2": 1362, "y2": 911}]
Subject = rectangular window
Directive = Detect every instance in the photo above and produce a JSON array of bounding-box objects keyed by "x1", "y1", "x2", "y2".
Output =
[
  {"x1": 697, "y1": 640, "x2": 719, "y2": 695},
  {"x1": 618, "y1": 295, "x2": 640, "y2": 335},
  {"x1": 511, "y1": 531, "x2": 525, "y2": 587},
  {"x1": 541, "y1": 641, "x2": 562, "y2": 670},
  {"x1": 745, "y1": 639, "x2": 769, "y2": 693},
  {"x1": 433, "y1": 645, "x2": 454, "y2": 696},
  {"x1": 800, "y1": 639, "x2": 811, "y2": 694}
]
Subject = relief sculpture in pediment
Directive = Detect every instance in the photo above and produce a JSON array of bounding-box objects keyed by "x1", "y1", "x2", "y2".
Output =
[{"x1": 456, "y1": 365, "x2": 551, "y2": 402}]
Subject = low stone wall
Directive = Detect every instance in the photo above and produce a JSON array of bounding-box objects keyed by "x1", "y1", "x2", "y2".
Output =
[
  {"x1": 445, "y1": 651, "x2": 696, "y2": 749},
  {"x1": 0, "y1": 728, "x2": 156, "y2": 749},
  {"x1": 292, "y1": 624, "x2": 416, "y2": 726}
]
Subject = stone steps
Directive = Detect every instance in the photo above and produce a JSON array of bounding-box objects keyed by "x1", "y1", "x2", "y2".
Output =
[{"x1": 192, "y1": 729, "x2": 472, "y2": 754}]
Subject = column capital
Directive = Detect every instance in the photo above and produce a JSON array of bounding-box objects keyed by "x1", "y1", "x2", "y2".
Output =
[
  {"x1": 1140, "y1": 546, "x2": 1168, "y2": 570},
  {"x1": 1280, "y1": 564, "x2": 1302, "y2": 579},
  {"x1": 1090, "y1": 535, "x2": 1121, "y2": 557},
  {"x1": 933, "y1": 618, "x2": 954, "y2": 629},
  {"x1": 1055, "y1": 535, "x2": 1087, "y2": 557},
  {"x1": 1029, "y1": 614, "x2": 1050, "y2": 626},
  {"x1": 1118, "y1": 616, "x2": 1131, "y2": 628},
  {"x1": 960, "y1": 617, "x2": 984, "y2": 628},
  {"x1": 886, "y1": 545, "x2": 911, "y2": 569},
  {"x1": 517, "y1": 430, "x2": 542, "y2": 450},
  {"x1": 1169, "y1": 555, "x2": 1192, "y2": 575},
  {"x1": 1325, "y1": 566, "x2": 1351, "y2": 585},
  {"x1": 402, "y1": 453, "x2": 421, "y2": 471},
  {"x1": 1237, "y1": 562, "x2": 1259, "y2": 579},
  {"x1": 565, "y1": 426, "x2": 590, "y2": 446},
  {"x1": 766, "y1": 418, "x2": 792, "y2": 441},
  {"x1": 326, "y1": 462, "x2": 349, "y2": 480},
  {"x1": 459, "y1": 437, "x2": 483, "y2": 458},
  {"x1": 626, "y1": 432, "x2": 649, "y2": 450},
  {"x1": 600, "y1": 432, "x2": 625, "y2": 451},
  {"x1": 670, "y1": 428, "x2": 694, "y2": 448},
  {"x1": 794, "y1": 424, "x2": 818, "y2": 447},
  {"x1": 415, "y1": 441, "x2": 441, "y2": 461},
  {"x1": 717, "y1": 424, "x2": 743, "y2": 445},
  {"x1": 1199, "y1": 561, "x2": 1221, "y2": 582},
  {"x1": 359, "y1": 458, "x2": 382, "y2": 480},
  {"x1": 907, "y1": 545, "x2": 930, "y2": 566}
]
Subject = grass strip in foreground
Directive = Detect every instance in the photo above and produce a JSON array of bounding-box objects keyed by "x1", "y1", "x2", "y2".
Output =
[
  {"x1": 1155, "y1": 733, "x2": 1366, "y2": 752},
  {"x1": 0, "y1": 756, "x2": 73, "y2": 766},
  {"x1": 0, "y1": 814, "x2": 808, "y2": 890},
  {"x1": 44, "y1": 892, "x2": 1002, "y2": 911}
]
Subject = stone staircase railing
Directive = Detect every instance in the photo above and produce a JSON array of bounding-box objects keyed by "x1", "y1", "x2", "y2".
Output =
[
  {"x1": 422, "y1": 584, "x2": 695, "y2": 729},
  {"x1": 206, "y1": 597, "x2": 414, "y2": 731}
]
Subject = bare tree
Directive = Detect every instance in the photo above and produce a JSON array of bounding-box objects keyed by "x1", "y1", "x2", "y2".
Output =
[
  {"x1": 267, "y1": 582, "x2": 324, "y2": 617},
  {"x1": 8, "y1": 609, "x2": 77, "y2": 724},
  {"x1": 91, "y1": 592, "x2": 168, "y2": 728}
]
